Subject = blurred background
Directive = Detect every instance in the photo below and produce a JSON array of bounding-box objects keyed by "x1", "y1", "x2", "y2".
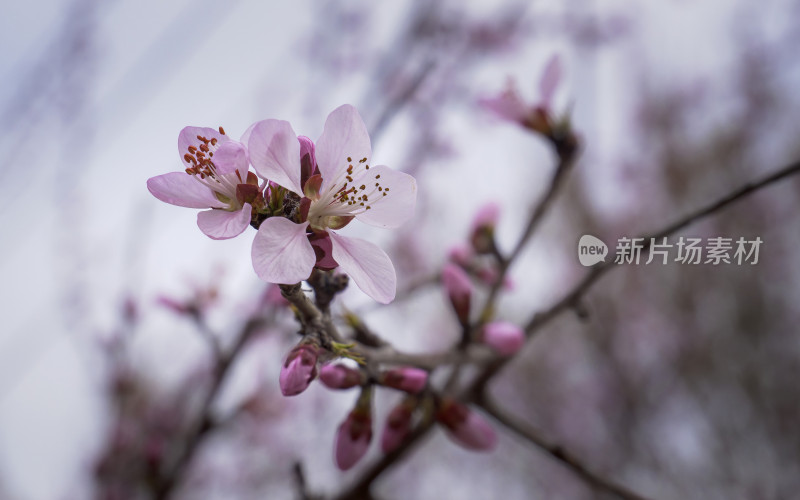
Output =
[{"x1": 2, "y1": 0, "x2": 800, "y2": 498}]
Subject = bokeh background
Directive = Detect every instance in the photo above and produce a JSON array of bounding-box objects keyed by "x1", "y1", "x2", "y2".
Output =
[{"x1": 2, "y1": 0, "x2": 800, "y2": 498}]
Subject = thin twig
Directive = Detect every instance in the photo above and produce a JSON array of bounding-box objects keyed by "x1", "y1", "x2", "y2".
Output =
[
  {"x1": 478, "y1": 148, "x2": 577, "y2": 322},
  {"x1": 476, "y1": 394, "x2": 651, "y2": 500}
]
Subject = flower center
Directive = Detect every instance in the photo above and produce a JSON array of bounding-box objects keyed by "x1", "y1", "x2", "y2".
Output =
[
  {"x1": 182, "y1": 128, "x2": 242, "y2": 207},
  {"x1": 307, "y1": 155, "x2": 391, "y2": 228}
]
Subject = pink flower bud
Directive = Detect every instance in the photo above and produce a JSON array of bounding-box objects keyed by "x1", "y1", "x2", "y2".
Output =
[
  {"x1": 334, "y1": 407, "x2": 373, "y2": 470},
  {"x1": 381, "y1": 402, "x2": 414, "y2": 453},
  {"x1": 481, "y1": 321, "x2": 524, "y2": 356},
  {"x1": 381, "y1": 367, "x2": 428, "y2": 394},
  {"x1": 470, "y1": 202, "x2": 500, "y2": 254},
  {"x1": 319, "y1": 363, "x2": 363, "y2": 390},
  {"x1": 279, "y1": 344, "x2": 319, "y2": 396},
  {"x1": 441, "y1": 263, "x2": 472, "y2": 324},
  {"x1": 447, "y1": 244, "x2": 473, "y2": 267},
  {"x1": 437, "y1": 399, "x2": 497, "y2": 451}
]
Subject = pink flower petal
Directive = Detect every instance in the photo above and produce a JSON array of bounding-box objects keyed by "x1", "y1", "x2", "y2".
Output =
[
  {"x1": 538, "y1": 55, "x2": 562, "y2": 109},
  {"x1": 352, "y1": 165, "x2": 416, "y2": 228},
  {"x1": 147, "y1": 172, "x2": 226, "y2": 209},
  {"x1": 196, "y1": 203, "x2": 252, "y2": 240},
  {"x1": 247, "y1": 119, "x2": 303, "y2": 194},
  {"x1": 328, "y1": 232, "x2": 396, "y2": 304},
  {"x1": 178, "y1": 126, "x2": 228, "y2": 167},
  {"x1": 479, "y1": 85, "x2": 528, "y2": 124},
  {"x1": 251, "y1": 217, "x2": 316, "y2": 284},
  {"x1": 210, "y1": 140, "x2": 248, "y2": 177},
  {"x1": 315, "y1": 105, "x2": 372, "y2": 191}
]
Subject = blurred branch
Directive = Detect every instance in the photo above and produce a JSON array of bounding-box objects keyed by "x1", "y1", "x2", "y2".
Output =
[
  {"x1": 476, "y1": 394, "x2": 651, "y2": 500},
  {"x1": 478, "y1": 139, "x2": 579, "y2": 323},
  {"x1": 152, "y1": 314, "x2": 268, "y2": 499},
  {"x1": 331, "y1": 157, "x2": 800, "y2": 499},
  {"x1": 293, "y1": 462, "x2": 320, "y2": 500}
]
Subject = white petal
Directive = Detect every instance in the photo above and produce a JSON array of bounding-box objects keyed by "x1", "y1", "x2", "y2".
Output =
[
  {"x1": 197, "y1": 204, "x2": 251, "y2": 240},
  {"x1": 147, "y1": 172, "x2": 225, "y2": 209},
  {"x1": 315, "y1": 105, "x2": 372, "y2": 189},
  {"x1": 251, "y1": 218, "x2": 315, "y2": 284},
  {"x1": 328, "y1": 231, "x2": 396, "y2": 304},
  {"x1": 247, "y1": 119, "x2": 303, "y2": 194},
  {"x1": 353, "y1": 165, "x2": 416, "y2": 228}
]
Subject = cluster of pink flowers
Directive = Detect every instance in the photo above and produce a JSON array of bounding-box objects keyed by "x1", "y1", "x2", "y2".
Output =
[{"x1": 147, "y1": 105, "x2": 417, "y2": 304}]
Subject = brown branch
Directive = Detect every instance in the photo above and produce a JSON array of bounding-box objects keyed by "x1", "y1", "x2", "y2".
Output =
[{"x1": 476, "y1": 394, "x2": 651, "y2": 500}]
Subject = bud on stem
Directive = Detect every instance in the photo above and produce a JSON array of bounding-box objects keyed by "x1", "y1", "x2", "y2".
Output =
[
  {"x1": 334, "y1": 387, "x2": 374, "y2": 470},
  {"x1": 381, "y1": 397, "x2": 416, "y2": 453},
  {"x1": 437, "y1": 398, "x2": 497, "y2": 451},
  {"x1": 279, "y1": 341, "x2": 320, "y2": 397},
  {"x1": 441, "y1": 263, "x2": 472, "y2": 326},
  {"x1": 480, "y1": 321, "x2": 524, "y2": 356},
  {"x1": 380, "y1": 367, "x2": 428, "y2": 394},
  {"x1": 320, "y1": 363, "x2": 364, "y2": 390}
]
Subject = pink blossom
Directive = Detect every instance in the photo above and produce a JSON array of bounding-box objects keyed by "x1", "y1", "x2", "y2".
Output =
[
  {"x1": 381, "y1": 401, "x2": 414, "y2": 453},
  {"x1": 441, "y1": 263, "x2": 472, "y2": 324},
  {"x1": 437, "y1": 399, "x2": 497, "y2": 451},
  {"x1": 319, "y1": 363, "x2": 363, "y2": 390},
  {"x1": 334, "y1": 407, "x2": 373, "y2": 470},
  {"x1": 248, "y1": 105, "x2": 417, "y2": 304},
  {"x1": 279, "y1": 343, "x2": 319, "y2": 396},
  {"x1": 479, "y1": 55, "x2": 562, "y2": 134},
  {"x1": 147, "y1": 126, "x2": 257, "y2": 240},
  {"x1": 381, "y1": 367, "x2": 428, "y2": 394},
  {"x1": 481, "y1": 321, "x2": 524, "y2": 356}
]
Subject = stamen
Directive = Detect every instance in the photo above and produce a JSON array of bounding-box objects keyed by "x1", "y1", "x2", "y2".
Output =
[{"x1": 219, "y1": 126, "x2": 226, "y2": 135}]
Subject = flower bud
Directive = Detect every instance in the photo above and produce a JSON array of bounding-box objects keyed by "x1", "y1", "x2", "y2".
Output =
[
  {"x1": 381, "y1": 400, "x2": 415, "y2": 453},
  {"x1": 437, "y1": 398, "x2": 497, "y2": 451},
  {"x1": 334, "y1": 389, "x2": 373, "y2": 470},
  {"x1": 279, "y1": 343, "x2": 319, "y2": 396},
  {"x1": 380, "y1": 367, "x2": 428, "y2": 394},
  {"x1": 447, "y1": 244, "x2": 473, "y2": 267},
  {"x1": 470, "y1": 202, "x2": 500, "y2": 254},
  {"x1": 319, "y1": 363, "x2": 363, "y2": 390},
  {"x1": 480, "y1": 321, "x2": 524, "y2": 356},
  {"x1": 441, "y1": 263, "x2": 472, "y2": 325}
]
